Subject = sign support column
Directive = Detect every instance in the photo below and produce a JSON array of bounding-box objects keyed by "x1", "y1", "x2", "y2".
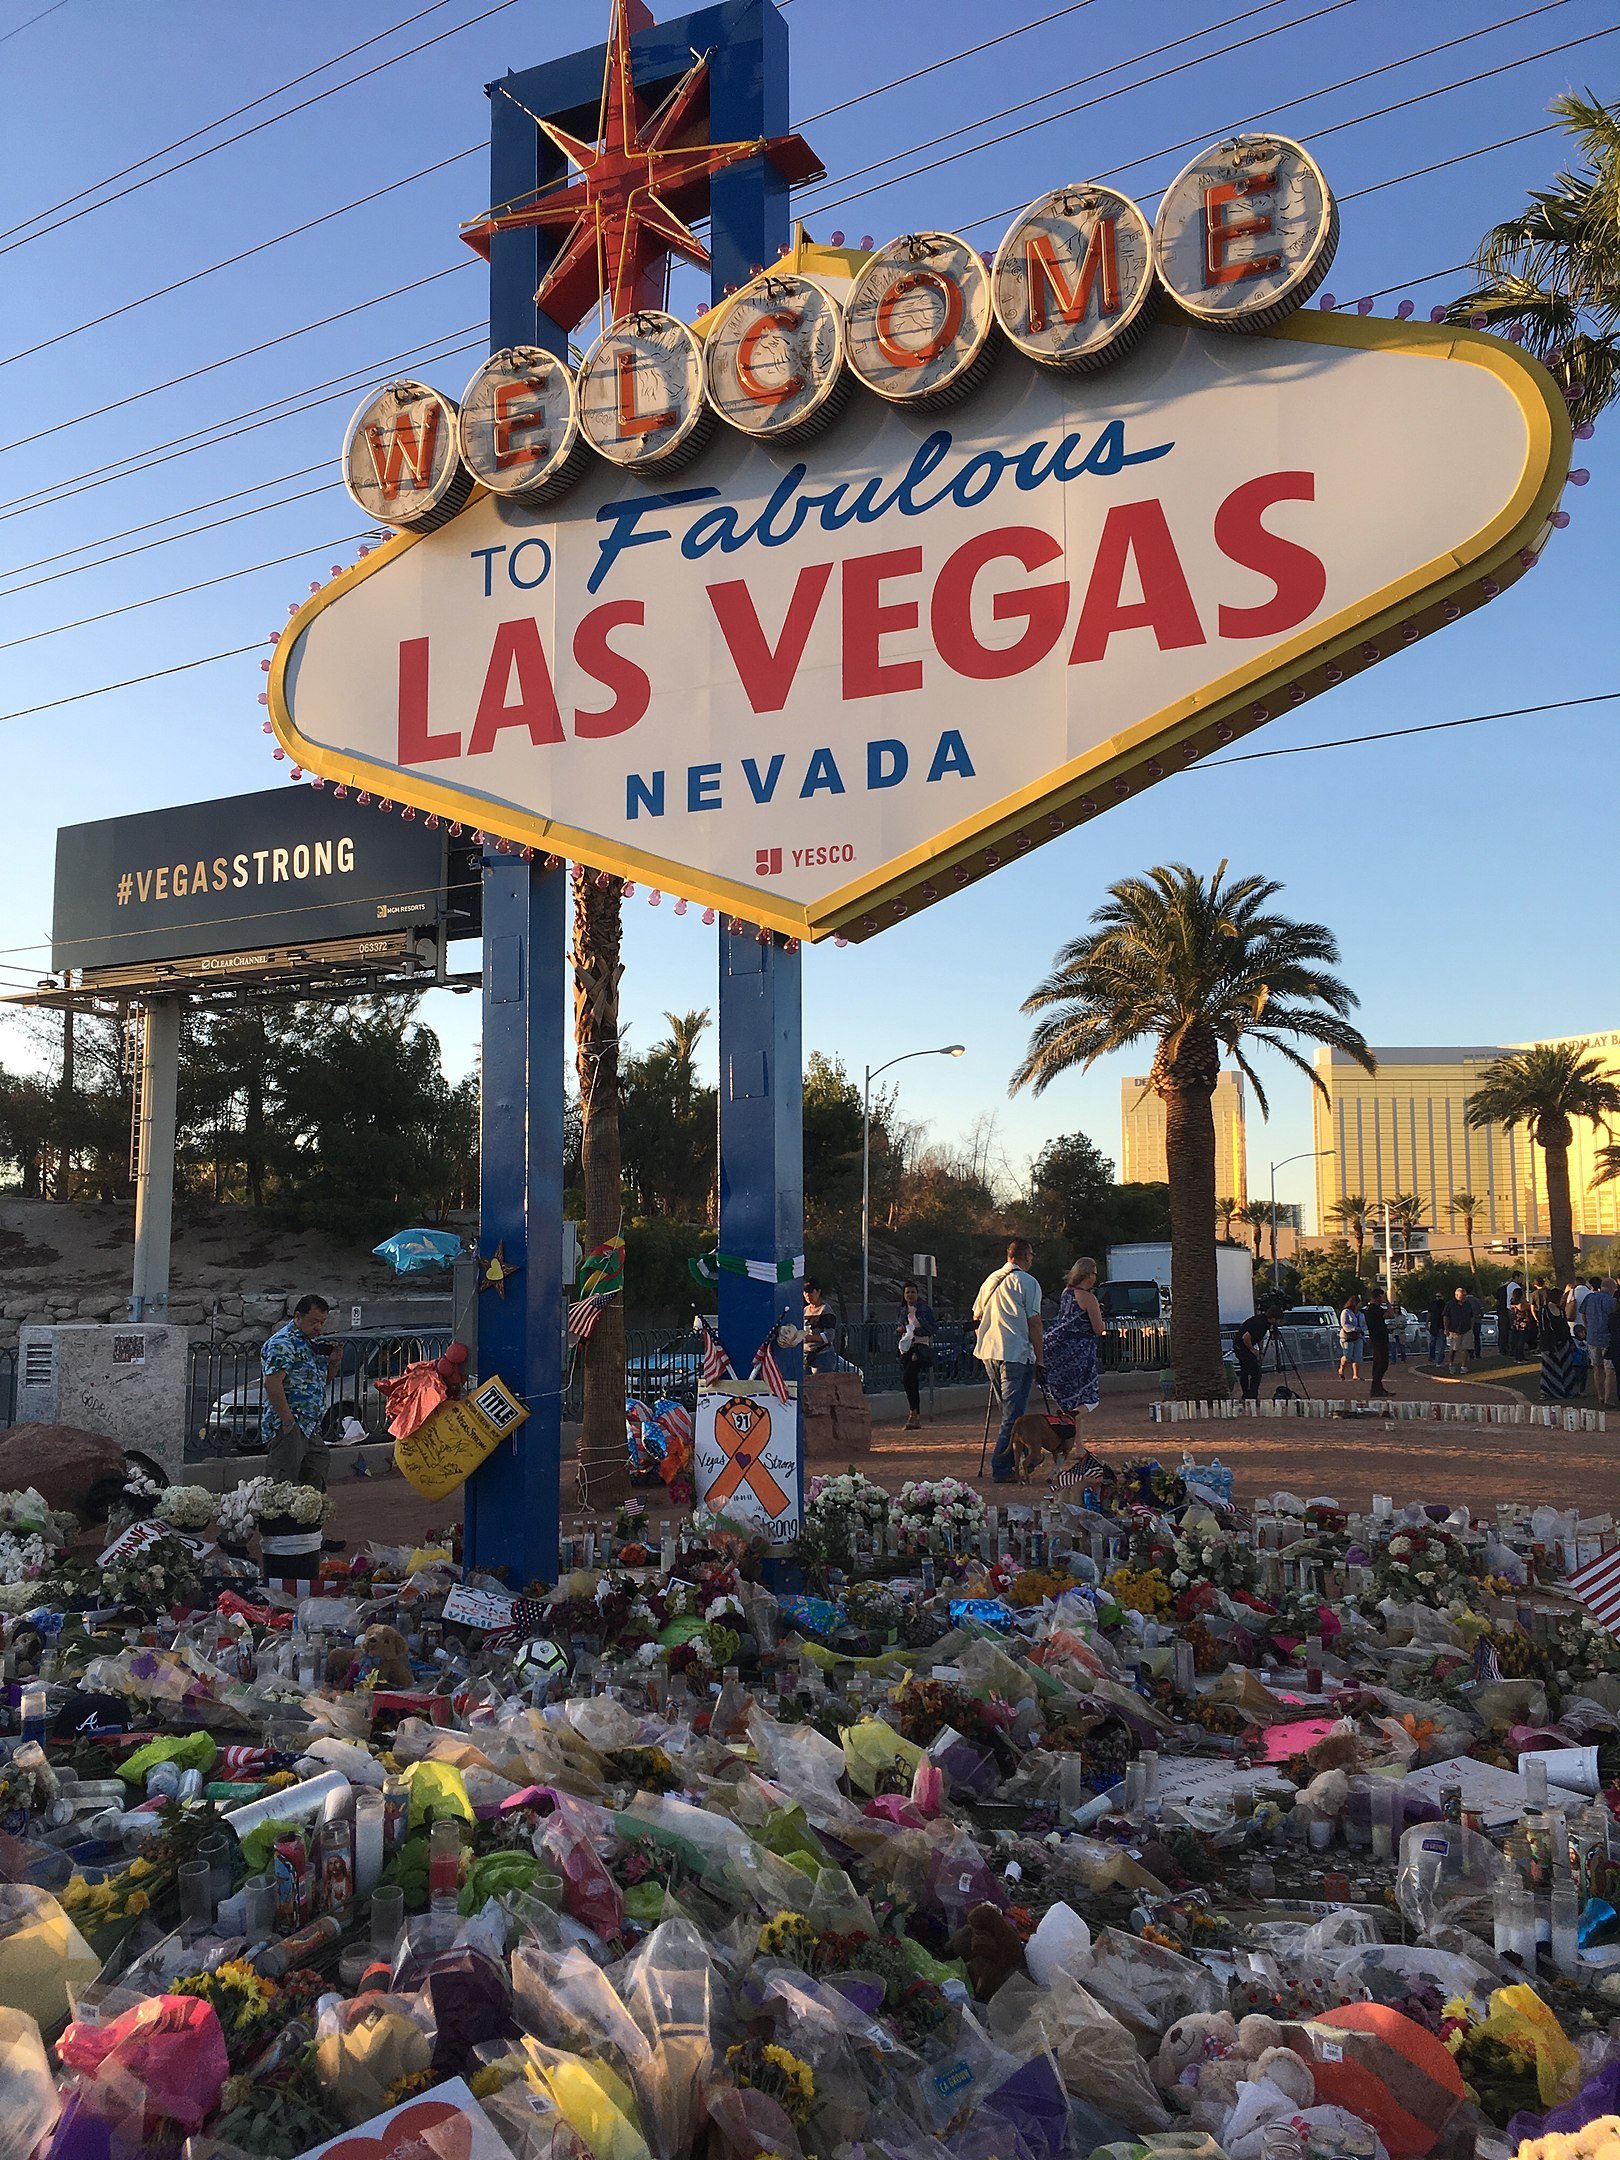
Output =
[
  {"x1": 464, "y1": 66, "x2": 569, "y2": 1582},
  {"x1": 697, "y1": 1, "x2": 805, "y2": 1394},
  {"x1": 129, "y1": 995, "x2": 179, "y2": 1322}
]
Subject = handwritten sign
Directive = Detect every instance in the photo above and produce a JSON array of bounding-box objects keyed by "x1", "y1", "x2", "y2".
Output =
[
  {"x1": 694, "y1": 1389, "x2": 801, "y2": 1543},
  {"x1": 394, "y1": 1376, "x2": 529, "y2": 1501},
  {"x1": 97, "y1": 1518, "x2": 166, "y2": 1568},
  {"x1": 442, "y1": 1584, "x2": 517, "y2": 1632}
]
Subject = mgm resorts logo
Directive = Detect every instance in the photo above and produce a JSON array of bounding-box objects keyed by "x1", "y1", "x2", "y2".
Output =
[{"x1": 114, "y1": 838, "x2": 358, "y2": 908}]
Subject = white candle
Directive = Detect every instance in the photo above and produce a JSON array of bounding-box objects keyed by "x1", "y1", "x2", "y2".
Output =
[{"x1": 354, "y1": 1790, "x2": 386, "y2": 1895}]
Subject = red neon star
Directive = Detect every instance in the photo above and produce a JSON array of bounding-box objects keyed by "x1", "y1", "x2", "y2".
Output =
[{"x1": 461, "y1": 0, "x2": 823, "y2": 334}]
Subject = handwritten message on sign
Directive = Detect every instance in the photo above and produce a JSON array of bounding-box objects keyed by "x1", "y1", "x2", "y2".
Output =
[
  {"x1": 694, "y1": 1389, "x2": 801, "y2": 1543},
  {"x1": 393, "y1": 1376, "x2": 529, "y2": 1502}
]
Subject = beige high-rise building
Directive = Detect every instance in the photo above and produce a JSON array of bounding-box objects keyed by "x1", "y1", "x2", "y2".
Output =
[
  {"x1": 1311, "y1": 1031, "x2": 1620, "y2": 1246},
  {"x1": 1121, "y1": 1070, "x2": 1247, "y2": 1202}
]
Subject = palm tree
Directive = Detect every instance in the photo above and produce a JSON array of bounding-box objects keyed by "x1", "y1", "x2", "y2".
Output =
[
  {"x1": 1451, "y1": 1191, "x2": 1482, "y2": 1272},
  {"x1": 1011, "y1": 864, "x2": 1374, "y2": 1395},
  {"x1": 1216, "y1": 1194, "x2": 1239, "y2": 1244},
  {"x1": 1466, "y1": 1044, "x2": 1620, "y2": 1285},
  {"x1": 1444, "y1": 92, "x2": 1620, "y2": 429},
  {"x1": 572, "y1": 875, "x2": 628, "y2": 1502},
  {"x1": 1388, "y1": 1193, "x2": 1428, "y2": 1265},
  {"x1": 1327, "y1": 1195, "x2": 1370, "y2": 1273},
  {"x1": 1237, "y1": 1199, "x2": 1272, "y2": 1261}
]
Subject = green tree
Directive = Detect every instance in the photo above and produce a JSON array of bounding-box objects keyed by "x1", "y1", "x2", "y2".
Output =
[
  {"x1": 1029, "y1": 1132, "x2": 1113, "y2": 1243},
  {"x1": 572, "y1": 878, "x2": 627, "y2": 1501},
  {"x1": 1466, "y1": 1043, "x2": 1620, "y2": 1285},
  {"x1": 1450, "y1": 1190, "x2": 1482, "y2": 1272},
  {"x1": 1011, "y1": 864, "x2": 1374, "y2": 1396},
  {"x1": 1327, "y1": 1194, "x2": 1370, "y2": 1272},
  {"x1": 1237, "y1": 1199, "x2": 1273, "y2": 1260},
  {"x1": 0, "y1": 1071, "x2": 54, "y2": 1196},
  {"x1": 1216, "y1": 1194, "x2": 1239, "y2": 1243},
  {"x1": 1289, "y1": 1238, "x2": 1368, "y2": 1309},
  {"x1": 619, "y1": 1011, "x2": 716, "y2": 1221},
  {"x1": 1445, "y1": 92, "x2": 1620, "y2": 428},
  {"x1": 1388, "y1": 1192, "x2": 1428, "y2": 1263}
]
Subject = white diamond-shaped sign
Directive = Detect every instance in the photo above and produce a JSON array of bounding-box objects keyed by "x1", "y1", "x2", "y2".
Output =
[{"x1": 271, "y1": 313, "x2": 1566, "y2": 941}]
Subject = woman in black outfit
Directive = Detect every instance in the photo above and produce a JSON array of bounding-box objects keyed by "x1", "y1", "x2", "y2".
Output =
[{"x1": 896, "y1": 1281, "x2": 935, "y2": 1429}]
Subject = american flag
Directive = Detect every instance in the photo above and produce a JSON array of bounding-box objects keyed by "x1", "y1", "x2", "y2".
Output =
[
  {"x1": 485, "y1": 1594, "x2": 550, "y2": 1651},
  {"x1": 568, "y1": 1292, "x2": 608, "y2": 1341},
  {"x1": 1050, "y1": 1452, "x2": 1107, "y2": 1494},
  {"x1": 700, "y1": 1324, "x2": 733, "y2": 1386},
  {"x1": 753, "y1": 1332, "x2": 790, "y2": 1403},
  {"x1": 1566, "y1": 1544, "x2": 1620, "y2": 1636},
  {"x1": 1469, "y1": 1635, "x2": 1504, "y2": 1683}
]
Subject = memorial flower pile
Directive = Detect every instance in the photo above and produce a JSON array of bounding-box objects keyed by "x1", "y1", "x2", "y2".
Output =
[
  {"x1": 891, "y1": 1476, "x2": 984, "y2": 1552},
  {"x1": 155, "y1": 1484, "x2": 217, "y2": 1532}
]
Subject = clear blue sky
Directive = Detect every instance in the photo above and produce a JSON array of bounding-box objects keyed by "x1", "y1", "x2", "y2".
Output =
[{"x1": 0, "y1": 0, "x2": 1613, "y2": 1227}]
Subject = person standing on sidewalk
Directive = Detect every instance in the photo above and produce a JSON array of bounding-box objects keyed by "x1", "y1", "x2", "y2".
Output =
[
  {"x1": 1365, "y1": 1287, "x2": 1392, "y2": 1397},
  {"x1": 1576, "y1": 1277, "x2": 1617, "y2": 1408},
  {"x1": 974, "y1": 1238, "x2": 1044, "y2": 1485},
  {"x1": 1337, "y1": 1292, "x2": 1366, "y2": 1382},
  {"x1": 1443, "y1": 1284, "x2": 1478, "y2": 1376},
  {"x1": 896, "y1": 1281, "x2": 935, "y2": 1430},
  {"x1": 261, "y1": 1294, "x2": 340, "y2": 1488}
]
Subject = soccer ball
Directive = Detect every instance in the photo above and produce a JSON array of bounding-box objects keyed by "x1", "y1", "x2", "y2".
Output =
[{"x1": 511, "y1": 1637, "x2": 570, "y2": 1688}]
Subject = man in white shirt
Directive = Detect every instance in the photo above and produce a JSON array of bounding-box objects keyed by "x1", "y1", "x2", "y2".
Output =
[{"x1": 973, "y1": 1237, "x2": 1044, "y2": 1484}]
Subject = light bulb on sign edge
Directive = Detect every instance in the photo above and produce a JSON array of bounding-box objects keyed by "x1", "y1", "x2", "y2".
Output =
[
  {"x1": 1570, "y1": 469, "x2": 1590, "y2": 486},
  {"x1": 674, "y1": 898, "x2": 687, "y2": 914},
  {"x1": 290, "y1": 768, "x2": 302, "y2": 780},
  {"x1": 834, "y1": 936, "x2": 848, "y2": 948},
  {"x1": 261, "y1": 721, "x2": 272, "y2": 734},
  {"x1": 622, "y1": 882, "x2": 636, "y2": 898},
  {"x1": 702, "y1": 908, "x2": 715, "y2": 926},
  {"x1": 1356, "y1": 297, "x2": 1372, "y2": 315},
  {"x1": 648, "y1": 890, "x2": 662, "y2": 905},
  {"x1": 1429, "y1": 307, "x2": 1446, "y2": 323},
  {"x1": 1316, "y1": 293, "x2": 1335, "y2": 311},
  {"x1": 1396, "y1": 300, "x2": 1414, "y2": 320}
]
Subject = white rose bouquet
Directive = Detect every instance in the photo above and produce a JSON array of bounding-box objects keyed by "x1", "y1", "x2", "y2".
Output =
[
  {"x1": 0, "y1": 1531, "x2": 50, "y2": 1588},
  {"x1": 803, "y1": 1469, "x2": 890, "y2": 1567},
  {"x1": 259, "y1": 1481, "x2": 328, "y2": 1527},
  {"x1": 217, "y1": 1478, "x2": 271, "y2": 1544},
  {"x1": 155, "y1": 1485, "x2": 216, "y2": 1532}
]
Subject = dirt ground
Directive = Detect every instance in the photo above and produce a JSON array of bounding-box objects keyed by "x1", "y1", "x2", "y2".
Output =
[{"x1": 321, "y1": 1353, "x2": 1615, "y2": 1553}]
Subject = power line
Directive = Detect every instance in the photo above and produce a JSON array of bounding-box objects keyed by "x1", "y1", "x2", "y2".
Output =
[
  {"x1": 801, "y1": 0, "x2": 1342, "y2": 213},
  {"x1": 0, "y1": 1, "x2": 519, "y2": 256},
  {"x1": 0, "y1": 262, "x2": 478, "y2": 460},
  {"x1": 0, "y1": 533, "x2": 371, "y2": 652},
  {"x1": 0, "y1": 646, "x2": 266, "y2": 725},
  {"x1": 813, "y1": 2, "x2": 1591, "y2": 220},
  {"x1": 795, "y1": 0, "x2": 1106, "y2": 127},
  {"x1": 0, "y1": 143, "x2": 484, "y2": 374},
  {"x1": 1339, "y1": 123, "x2": 1559, "y2": 204},
  {"x1": 0, "y1": 0, "x2": 69, "y2": 45},
  {"x1": 0, "y1": 465, "x2": 333, "y2": 586},
  {"x1": 0, "y1": 325, "x2": 486, "y2": 525},
  {"x1": 1202, "y1": 692, "x2": 1620, "y2": 767}
]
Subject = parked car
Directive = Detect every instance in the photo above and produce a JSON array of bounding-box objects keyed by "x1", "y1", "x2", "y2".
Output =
[
  {"x1": 197, "y1": 1332, "x2": 448, "y2": 1451},
  {"x1": 624, "y1": 1335, "x2": 704, "y2": 1407}
]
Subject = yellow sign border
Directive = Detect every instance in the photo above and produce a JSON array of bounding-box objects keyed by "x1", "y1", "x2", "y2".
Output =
[{"x1": 269, "y1": 312, "x2": 1569, "y2": 944}]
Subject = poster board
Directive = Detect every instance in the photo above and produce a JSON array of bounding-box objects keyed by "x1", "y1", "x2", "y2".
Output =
[{"x1": 694, "y1": 1388, "x2": 802, "y2": 1543}]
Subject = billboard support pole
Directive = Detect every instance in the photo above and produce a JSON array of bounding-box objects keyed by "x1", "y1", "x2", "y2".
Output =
[
  {"x1": 129, "y1": 996, "x2": 180, "y2": 1321},
  {"x1": 700, "y1": 4, "x2": 805, "y2": 1399},
  {"x1": 464, "y1": 64, "x2": 569, "y2": 1584}
]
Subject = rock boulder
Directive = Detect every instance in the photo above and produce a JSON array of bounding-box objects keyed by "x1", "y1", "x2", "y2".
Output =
[{"x1": 0, "y1": 1426, "x2": 133, "y2": 1519}]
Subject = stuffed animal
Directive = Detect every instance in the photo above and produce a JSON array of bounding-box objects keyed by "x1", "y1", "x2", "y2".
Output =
[
  {"x1": 324, "y1": 1642, "x2": 362, "y2": 1690},
  {"x1": 1154, "y1": 2010, "x2": 1314, "y2": 2129},
  {"x1": 361, "y1": 1623, "x2": 414, "y2": 1689},
  {"x1": 945, "y1": 1902, "x2": 1029, "y2": 2001}
]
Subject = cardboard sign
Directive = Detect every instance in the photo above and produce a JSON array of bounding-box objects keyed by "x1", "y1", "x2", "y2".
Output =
[
  {"x1": 442, "y1": 1584, "x2": 517, "y2": 1632},
  {"x1": 394, "y1": 1376, "x2": 529, "y2": 1501},
  {"x1": 293, "y1": 2075, "x2": 509, "y2": 2160},
  {"x1": 97, "y1": 1518, "x2": 167, "y2": 1568},
  {"x1": 694, "y1": 1388, "x2": 801, "y2": 1544}
]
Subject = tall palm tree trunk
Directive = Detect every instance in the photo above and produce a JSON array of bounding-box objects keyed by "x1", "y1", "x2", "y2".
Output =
[
  {"x1": 1542, "y1": 1129, "x2": 1576, "y2": 1284},
  {"x1": 572, "y1": 877, "x2": 628, "y2": 1506},
  {"x1": 1158, "y1": 1027, "x2": 1223, "y2": 1397}
]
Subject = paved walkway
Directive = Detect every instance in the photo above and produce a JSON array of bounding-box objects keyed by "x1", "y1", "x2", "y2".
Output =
[{"x1": 317, "y1": 1354, "x2": 1614, "y2": 1553}]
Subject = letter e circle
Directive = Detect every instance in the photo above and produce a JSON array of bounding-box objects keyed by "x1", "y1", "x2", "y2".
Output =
[{"x1": 508, "y1": 537, "x2": 552, "y2": 589}]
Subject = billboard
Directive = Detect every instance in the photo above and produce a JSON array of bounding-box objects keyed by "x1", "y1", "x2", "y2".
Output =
[
  {"x1": 269, "y1": 146, "x2": 1570, "y2": 944},
  {"x1": 52, "y1": 785, "x2": 469, "y2": 978}
]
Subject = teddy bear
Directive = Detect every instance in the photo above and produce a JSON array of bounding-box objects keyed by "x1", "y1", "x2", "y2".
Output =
[
  {"x1": 360, "y1": 1623, "x2": 415, "y2": 1689},
  {"x1": 944, "y1": 1903, "x2": 1029, "y2": 2001},
  {"x1": 1154, "y1": 2010, "x2": 1315, "y2": 2133}
]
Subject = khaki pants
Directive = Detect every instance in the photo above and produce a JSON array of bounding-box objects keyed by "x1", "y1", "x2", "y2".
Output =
[{"x1": 266, "y1": 1423, "x2": 327, "y2": 1489}]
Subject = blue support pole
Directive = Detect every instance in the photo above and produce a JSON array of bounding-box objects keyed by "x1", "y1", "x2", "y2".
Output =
[{"x1": 464, "y1": 56, "x2": 569, "y2": 1582}]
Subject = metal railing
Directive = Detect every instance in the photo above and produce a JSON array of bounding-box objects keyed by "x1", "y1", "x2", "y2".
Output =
[
  {"x1": 0, "y1": 1346, "x2": 13, "y2": 1431},
  {"x1": 183, "y1": 1331, "x2": 451, "y2": 1461}
]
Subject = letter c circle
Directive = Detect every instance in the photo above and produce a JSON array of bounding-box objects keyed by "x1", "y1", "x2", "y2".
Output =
[{"x1": 507, "y1": 536, "x2": 553, "y2": 589}]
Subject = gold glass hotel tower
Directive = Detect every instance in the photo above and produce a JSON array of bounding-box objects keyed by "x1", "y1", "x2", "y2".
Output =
[{"x1": 1312, "y1": 1033, "x2": 1620, "y2": 1248}]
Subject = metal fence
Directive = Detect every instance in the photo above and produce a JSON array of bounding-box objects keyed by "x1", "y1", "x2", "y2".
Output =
[{"x1": 183, "y1": 1331, "x2": 451, "y2": 1461}]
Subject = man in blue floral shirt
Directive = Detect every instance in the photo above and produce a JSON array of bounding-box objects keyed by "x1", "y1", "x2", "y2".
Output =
[{"x1": 261, "y1": 1294, "x2": 339, "y2": 1486}]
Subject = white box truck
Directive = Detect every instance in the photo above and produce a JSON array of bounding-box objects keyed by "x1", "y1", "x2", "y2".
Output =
[{"x1": 1101, "y1": 1242, "x2": 1254, "y2": 1327}]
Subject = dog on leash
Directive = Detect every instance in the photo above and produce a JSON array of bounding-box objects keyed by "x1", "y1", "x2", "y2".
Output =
[{"x1": 1008, "y1": 1409, "x2": 1077, "y2": 1481}]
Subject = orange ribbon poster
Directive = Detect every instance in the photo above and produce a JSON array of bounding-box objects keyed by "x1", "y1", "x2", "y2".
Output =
[{"x1": 694, "y1": 1389, "x2": 801, "y2": 1542}]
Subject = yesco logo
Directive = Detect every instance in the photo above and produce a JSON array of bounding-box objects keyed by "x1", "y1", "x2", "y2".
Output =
[{"x1": 113, "y1": 838, "x2": 358, "y2": 907}]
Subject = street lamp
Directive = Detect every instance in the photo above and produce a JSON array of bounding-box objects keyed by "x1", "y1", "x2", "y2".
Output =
[
  {"x1": 1269, "y1": 1147, "x2": 1335, "y2": 1289},
  {"x1": 862, "y1": 1045, "x2": 965, "y2": 1329}
]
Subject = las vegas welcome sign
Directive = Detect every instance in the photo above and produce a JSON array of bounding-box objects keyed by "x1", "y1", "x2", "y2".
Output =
[{"x1": 269, "y1": 138, "x2": 1570, "y2": 943}]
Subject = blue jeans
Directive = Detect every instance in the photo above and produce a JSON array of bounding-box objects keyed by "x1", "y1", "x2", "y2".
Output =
[{"x1": 986, "y1": 1360, "x2": 1036, "y2": 1479}]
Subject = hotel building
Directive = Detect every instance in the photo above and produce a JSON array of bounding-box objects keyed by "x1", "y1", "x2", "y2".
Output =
[{"x1": 1122, "y1": 1070, "x2": 1247, "y2": 1202}]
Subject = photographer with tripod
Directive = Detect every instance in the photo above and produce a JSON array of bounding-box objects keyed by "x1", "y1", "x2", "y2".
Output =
[{"x1": 1233, "y1": 1305, "x2": 1279, "y2": 1403}]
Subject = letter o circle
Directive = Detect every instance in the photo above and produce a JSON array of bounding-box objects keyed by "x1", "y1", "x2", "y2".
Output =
[{"x1": 508, "y1": 537, "x2": 552, "y2": 589}]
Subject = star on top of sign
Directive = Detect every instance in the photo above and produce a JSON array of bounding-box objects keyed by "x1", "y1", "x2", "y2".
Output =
[{"x1": 460, "y1": 0, "x2": 823, "y2": 333}]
